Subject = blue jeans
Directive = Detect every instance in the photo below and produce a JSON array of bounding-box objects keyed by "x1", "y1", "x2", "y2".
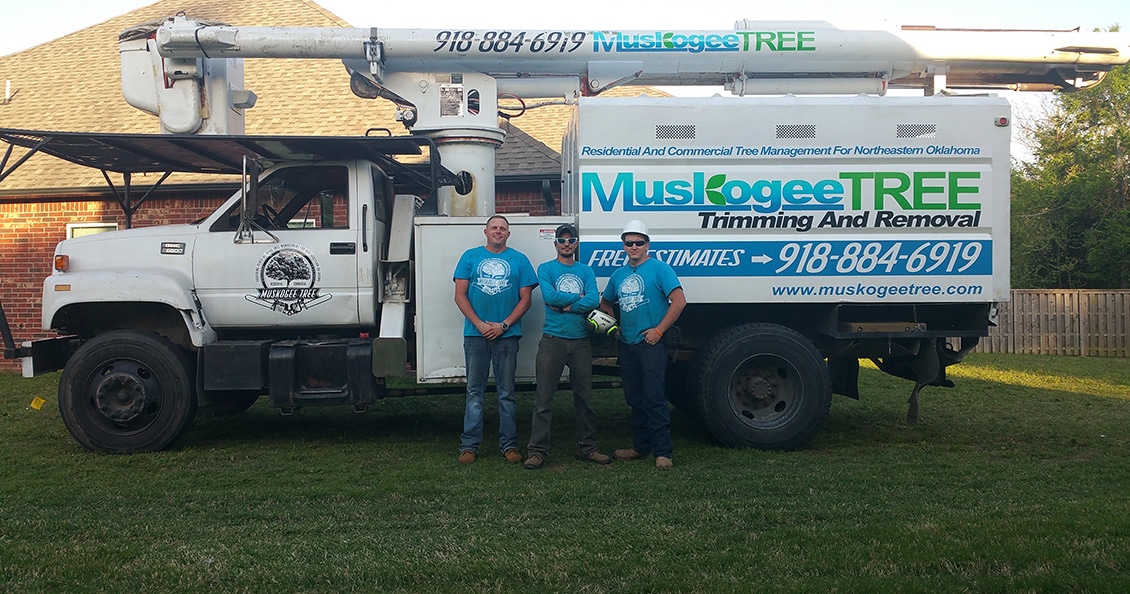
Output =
[
  {"x1": 618, "y1": 340, "x2": 673, "y2": 458},
  {"x1": 461, "y1": 336, "x2": 520, "y2": 454}
]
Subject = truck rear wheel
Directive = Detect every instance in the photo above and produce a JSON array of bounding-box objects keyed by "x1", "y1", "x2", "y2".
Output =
[
  {"x1": 58, "y1": 330, "x2": 197, "y2": 453},
  {"x1": 691, "y1": 323, "x2": 831, "y2": 451}
]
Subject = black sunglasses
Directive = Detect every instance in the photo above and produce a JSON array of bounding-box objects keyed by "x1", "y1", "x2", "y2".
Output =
[
  {"x1": 623, "y1": 240, "x2": 648, "y2": 247},
  {"x1": 555, "y1": 237, "x2": 578, "y2": 244}
]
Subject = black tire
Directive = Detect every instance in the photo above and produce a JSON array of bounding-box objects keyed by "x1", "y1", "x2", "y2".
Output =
[
  {"x1": 58, "y1": 330, "x2": 198, "y2": 453},
  {"x1": 690, "y1": 323, "x2": 831, "y2": 450}
]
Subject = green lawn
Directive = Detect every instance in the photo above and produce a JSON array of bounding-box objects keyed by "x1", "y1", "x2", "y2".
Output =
[{"x1": 1, "y1": 353, "x2": 1128, "y2": 593}]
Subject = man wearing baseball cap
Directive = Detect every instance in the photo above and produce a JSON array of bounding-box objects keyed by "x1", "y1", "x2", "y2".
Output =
[{"x1": 523, "y1": 224, "x2": 611, "y2": 469}]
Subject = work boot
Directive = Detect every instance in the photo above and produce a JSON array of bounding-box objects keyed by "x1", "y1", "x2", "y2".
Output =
[
  {"x1": 503, "y1": 448, "x2": 523, "y2": 463},
  {"x1": 614, "y1": 448, "x2": 645, "y2": 461},
  {"x1": 655, "y1": 456, "x2": 673, "y2": 470},
  {"x1": 523, "y1": 454, "x2": 545, "y2": 470},
  {"x1": 457, "y1": 450, "x2": 476, "y2": 465},
  {"x1": 576, "y1": 450, "x2": 612, "y2": 465}
]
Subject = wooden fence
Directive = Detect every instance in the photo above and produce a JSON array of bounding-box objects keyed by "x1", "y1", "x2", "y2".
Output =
[{"x1": 974, "y1": 290, "x2": 1130, "y2": 357}]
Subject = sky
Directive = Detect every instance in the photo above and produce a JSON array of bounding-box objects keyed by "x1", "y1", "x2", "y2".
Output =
[{"x1": 1, "y1": 0, "x2": 1126, "y2": 56}]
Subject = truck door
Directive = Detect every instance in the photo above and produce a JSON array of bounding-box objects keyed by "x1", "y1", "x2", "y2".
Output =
[{"x1": 193, "y1": 164, "x2": 362, "y2": 328}]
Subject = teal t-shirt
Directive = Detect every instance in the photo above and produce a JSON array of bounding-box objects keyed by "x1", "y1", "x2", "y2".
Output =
[
  {"x1": 454, "y1": 246, "x2": 537, "y2": 338},
  {"x1": 537, "y1": 259, "x2": 599, "y2": 339},
  {"x1": 601, "y1": 258, "x2": 682, "y2": 345}
]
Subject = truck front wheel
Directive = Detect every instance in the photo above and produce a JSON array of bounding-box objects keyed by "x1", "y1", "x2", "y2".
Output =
[
  {"x1": 691, "y1": 323, "x2": 831, "y2": 451},
  {"x1": 58, "y1": 330, "x2": 197, "y2": 453}
]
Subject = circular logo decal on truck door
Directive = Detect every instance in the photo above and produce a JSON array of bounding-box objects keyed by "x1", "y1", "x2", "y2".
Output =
[{"x1": 245, "y1": 244, "x2": 331, "y2": 315}]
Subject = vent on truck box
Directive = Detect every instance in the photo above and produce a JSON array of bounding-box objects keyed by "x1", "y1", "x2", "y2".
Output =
[
  {"x1": 656, "y1": 124, "x2": 695, "y2": 140},
  {"x1": 896, "y1": 123, "x2": 937, "y2": 139},
  {"x1": 776, "y1": 124, "x2": 816, "y2": 139}
]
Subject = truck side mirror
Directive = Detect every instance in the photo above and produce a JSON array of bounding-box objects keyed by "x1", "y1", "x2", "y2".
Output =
[{"x1": 235, "y1": 156, "x2": 278, "y2": 244}]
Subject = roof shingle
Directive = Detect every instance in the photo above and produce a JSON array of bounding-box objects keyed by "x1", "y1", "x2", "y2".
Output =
[{"x1": 0, "y1": 0, "x2": 668, "y2": 195}]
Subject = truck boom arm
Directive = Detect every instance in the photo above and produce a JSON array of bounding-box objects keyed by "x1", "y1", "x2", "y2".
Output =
[{"x1": 154, "y1": 18, "x2": 1129, "y2": 94}]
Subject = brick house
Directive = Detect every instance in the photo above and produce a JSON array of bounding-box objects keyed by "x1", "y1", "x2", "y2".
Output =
[{"x1": 0, "y1": 0, "x2": 662, "y2": 370}]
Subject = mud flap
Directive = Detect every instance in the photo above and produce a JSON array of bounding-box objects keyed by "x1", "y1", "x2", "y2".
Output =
[{"x1": 828, "y1": 356, "x2": 860, "y2": 399}]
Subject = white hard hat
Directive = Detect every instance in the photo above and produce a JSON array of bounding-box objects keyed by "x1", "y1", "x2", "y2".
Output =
[
  {"x1": 586, "y1": 310, "x2": 619, "y2": 335},
  {"x1": 621, "y1": 219, "x2": 650, "y2": 241}
]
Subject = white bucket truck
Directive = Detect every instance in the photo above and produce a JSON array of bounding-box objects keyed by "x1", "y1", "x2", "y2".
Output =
[{"x1": 1, "y1": 17, "x2": 1126, "y2": 452}]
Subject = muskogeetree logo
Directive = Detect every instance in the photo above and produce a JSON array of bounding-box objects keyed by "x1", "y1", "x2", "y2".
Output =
[
  {"x1": 581, "y1": 171, "x2": 983, "y2": 213},
  {"x1": 591, "y1": 30, "x2": 817, "y2": 54}
]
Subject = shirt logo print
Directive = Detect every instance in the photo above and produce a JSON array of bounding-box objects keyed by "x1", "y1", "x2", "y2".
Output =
[
  {"x1": 555, "y1": 273, "x2": 583, "y2": 295},
  {"x1": 474, "y1": 258, "x2": 513, "y2": 296},
  {"x1": 618, "y1": 273, "x2": 649, "y2": 312}
]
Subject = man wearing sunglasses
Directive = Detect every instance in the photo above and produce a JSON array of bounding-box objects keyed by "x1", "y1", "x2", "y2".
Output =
[
  {"x1": 524, "y1": 224, "x2": 611, "y2": 469},
  {"x1": 599, "y1": 220, "x2": 686, "y2": 470},
  {"x1": 454, "y1": 215, "x2": 538, "y2": 465}
]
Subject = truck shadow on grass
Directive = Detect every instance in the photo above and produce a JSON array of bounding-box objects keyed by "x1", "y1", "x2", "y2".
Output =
[
  {"x1": 183, "y1": 387, "x2": 719, "y2": 454},
  {"x1": 178, "y1": 363, "x2": 1128, "y2": 456}
]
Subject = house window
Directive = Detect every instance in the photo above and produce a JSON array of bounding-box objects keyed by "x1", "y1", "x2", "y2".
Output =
[{"x1": 67, "y1": 223, "x2": 117, "y2": 239}]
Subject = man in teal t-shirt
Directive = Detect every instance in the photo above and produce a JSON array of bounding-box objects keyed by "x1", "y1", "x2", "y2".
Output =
[
  {"x1": 600, "y1": 219, "x2": 686, "y2": 470},
  {"x1": 523, "y1": 224, "x2": 610, "y2": 469},
  {"x1": 453, "y1": 215, "x2": 537, "y2": 465}
]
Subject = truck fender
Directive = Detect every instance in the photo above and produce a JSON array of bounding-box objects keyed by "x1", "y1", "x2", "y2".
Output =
[{"x1": 42, "y1": 269, "x2": 215, "y2": 347}]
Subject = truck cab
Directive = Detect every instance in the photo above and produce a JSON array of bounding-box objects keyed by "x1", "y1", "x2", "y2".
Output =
[
  {"x1": 194, "y1": 161, "x2": 390, "y2": 330},
  {"x1": 2, "y1": 132, "x2": 497, "y2": 452}
]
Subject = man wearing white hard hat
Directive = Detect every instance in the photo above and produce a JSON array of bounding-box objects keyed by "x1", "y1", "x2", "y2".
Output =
[
  {"x1": 523, "y1": 223, "x2": 611, "y2": 470},
  {"x1": 599, "y1": 220, "x2": 686, "y2": 470}
]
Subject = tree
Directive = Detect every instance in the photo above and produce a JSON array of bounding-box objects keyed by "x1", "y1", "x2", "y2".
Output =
[
  {"x1": 264, "y1": 251, "x2": 312, "y2": 286},
  {"x1": 1012, "y1": 29, "x2": 1130, "y2": 288}
]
